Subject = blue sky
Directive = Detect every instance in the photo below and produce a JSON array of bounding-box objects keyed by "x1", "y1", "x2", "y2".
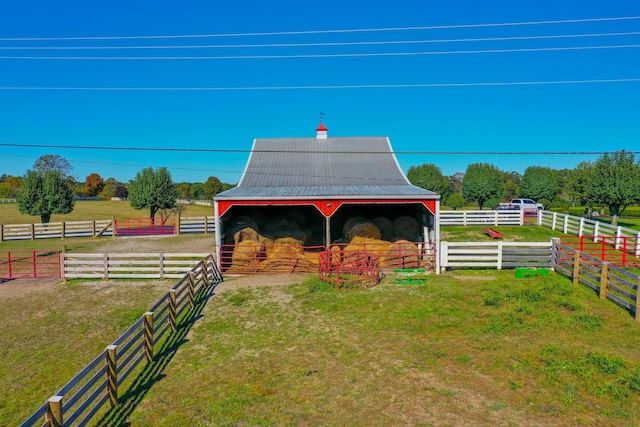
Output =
[{"x1": 1, "y1": 0, "x2": 639, "y2": 185}]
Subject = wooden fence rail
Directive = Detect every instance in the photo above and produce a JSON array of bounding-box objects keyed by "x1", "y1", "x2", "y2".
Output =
[
  {"x1": 62, "y1": 253, "x2": 210, "y2": 280},
  {"x1": 551, "y1": 241, "x2": 640, "y2": 320},
  {"x1": 440, "y1": 241, "x2": 553, "y2": 271},
  {"x1": 19, "y1": 255, "x2": 222, "y2": 427}
]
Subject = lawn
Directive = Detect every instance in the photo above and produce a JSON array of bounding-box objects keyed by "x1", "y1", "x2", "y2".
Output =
[
  {"x1": 0, "y1": 200, "x2": 214, "y2": 225},
  {"x1": 6, "y1": 270, "x2": 640, "y2": 426},
  {"x1": 123, "y1": 272, "x2": 640, "y2": 426}
]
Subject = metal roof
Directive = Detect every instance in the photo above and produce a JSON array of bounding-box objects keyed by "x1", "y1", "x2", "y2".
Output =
[{"x1": 216, "y1": 136, "x2": 438, "y2": 200}]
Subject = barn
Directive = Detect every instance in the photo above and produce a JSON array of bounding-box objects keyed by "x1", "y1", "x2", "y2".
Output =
[{"x1": 214, "y1": 122, "x2": 441, "y2": 273}]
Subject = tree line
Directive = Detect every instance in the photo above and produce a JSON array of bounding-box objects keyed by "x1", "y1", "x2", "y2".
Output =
[
  {"x1": 407, "y1": 150, "x2": 640, "y2": 226},
  {"x1": 1, "y1": 154, "x2": 234, "y2": 223}
]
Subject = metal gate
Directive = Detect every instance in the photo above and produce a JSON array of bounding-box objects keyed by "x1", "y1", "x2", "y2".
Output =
[{"x1": 0, "y1": 250, "x2": 61, "y2": 279}]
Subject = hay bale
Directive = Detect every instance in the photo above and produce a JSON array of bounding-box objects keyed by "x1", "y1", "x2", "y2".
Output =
[
  {"x1": 380, "y1": 240, "x2": 421, "y2": 269},
  {"x1": 229, "y1": 239, "x2": 266, "y2": 272},
  {"x1": 233, "y1": 227, "x2": 262, "y2": 245},
  {"x1": 346, "y1": 222, "x2": 381, "y2": 241},
  {"x1": 393, "y1": 215, "x2": 420, "y2": 241},
  {"x1": 342, "y1": 216, "x2": 370, "y2": 236},
  {"x1": 372, "y1": 217, "x2": 394, "y2": 241},
  {"x1": 228, "y1": 215, "x2": 259, "y2": 237},
  {"x1": 343, "y1": 236, "x2": 390, "y2": 262}
]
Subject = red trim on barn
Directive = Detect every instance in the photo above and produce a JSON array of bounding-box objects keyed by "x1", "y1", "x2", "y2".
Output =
[{"x1": 216, "y1": 199, "x2": 436, "y2": 218}]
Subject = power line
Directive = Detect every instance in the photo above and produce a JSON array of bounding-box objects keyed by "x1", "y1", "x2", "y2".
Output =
[
  {"x1": 1, "y1": 143, "x2": 637, "y2": 156},
  {"x1": 2, "y1": 44, "x2": 639, "y2": 60},
  {"x1": 1, "y1": 78, "x2": 639, "y2": 91},
  {"x1": 1, "y1": 16, "x2": 639, "y2": 41},
  {"x1": 1, "y1": 31, "x2": 639, "y2": 50}
]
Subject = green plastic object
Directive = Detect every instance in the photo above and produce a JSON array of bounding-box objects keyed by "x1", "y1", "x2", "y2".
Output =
[
  {"x1": 393, "y1": 269, "x2": 427, "y2": 284},
  {"x1": 515, "y1": 267, "x2": 550, "y2": 279}
]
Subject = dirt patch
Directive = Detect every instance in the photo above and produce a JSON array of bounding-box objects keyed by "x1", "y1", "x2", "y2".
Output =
[
  {"x1": 87, "y1": 234, "x2": 215, "y2": 253},
  {"x1": 216, "y1": 273, "x2": 312, "y2": 292},
  {"x1": 0, "y1": 278, "x2": 59, "y2": 299}
]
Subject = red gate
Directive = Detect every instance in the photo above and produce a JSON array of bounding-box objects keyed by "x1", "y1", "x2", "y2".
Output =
[
  {"x1": 560, "y1": 235, "x2": 640, "y2": 267},
  {"x1": 0, "y1": 250, "x2": 61, "y2": 279},
  {"x1": 114, "y1": 218, "x2": 175, "y2": 236}
]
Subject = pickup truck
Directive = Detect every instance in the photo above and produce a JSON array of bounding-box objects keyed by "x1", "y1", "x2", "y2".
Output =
[{"x1": 497, "y1": 198, "x2": 544, "y2": 212}]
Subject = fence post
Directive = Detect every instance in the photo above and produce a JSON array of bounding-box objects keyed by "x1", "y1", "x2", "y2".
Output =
[
  {"x1": 106, "y1": 345, "x2": 118, "y2": 407},
  {"x1": 61, "y1": 222, "x2": 65, "y2": 240},
  {"x1": 537, "y1": 209, "x2": 543, "y2": 226},
  {"x1": 494, "y1": 210, "x2": 498, "y2": 226},
  {"x1": 188, "y1": 272, "x2": 196, "y2": 308},
  {"x1": 615, "y1": 226, "x2": 623, "y2": 250},
  {"x1": 599, "y1": 262, "x2": 608, "y2": 300},
  {"x1": 159, "y1": 253, "x2": 165, "y2": 279},
  {"x1": 204, "y1": 216, "x2": 209, "y2": 234},
  {"x1": 169, "y1": 289, "x2": 177, "y2": 332},
  {"x1": 144, "y1": 312, "x2": 154, "y2": 363},
  {"x1": 594, "y1": 221, "x2": 600, "y2": 242},
  {"x1": 497, "y1": 241, "x2": 503, "y2": 270},
  {"x1": 550, "y1": 238, "x2": 559, "y2": 270},
  {"x1": 578, "y1": 217, "x2": 584, "y2": 237},
  {"x1": 635, "y1": 278, "x2": 640, "y2": 322},
  {"x1": 31, "y1": 223, "x2": 35, "y2": 240},
  {"x1": 46, "y1": 395, "x2": 64, "y2": 427},
  {"x1": 176, "y1": 215, "x2": 181, "y2": 235},
  {"x1": 92, "y1": 220, "x2": 96, "y2": 238},
  {"x1": 463, "y1": 211, "x2": 467, "y2": 226},
  {"x1": 572, "y1": 250, "x2": 581, "y2": 285},
  {"x1": 0, "y1": 224, "x2": 3, "y2": 242},
  {"x1": 519, "y1": 209, "x2": 524, "y2": 226},
  {"x1": 61, "y1": 245, "x2": 67, "y2": 283},
  {"x1": 563, "y1": 215, "x2": 569, "y2": 234},
  {"x1": 440, "y1": 241, "x2": 448, "y2": 273},
  {"x1": 636, "y1": 232, "x2": 640, "y2": 257}
]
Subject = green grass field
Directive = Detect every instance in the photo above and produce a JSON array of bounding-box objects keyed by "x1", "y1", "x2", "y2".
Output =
[
  {"x1": 0, "y1": 200, "x2": 214, "y2": 225},
  {"x1": 6, "y1": 271, "x2": 640, "y2": 426}
]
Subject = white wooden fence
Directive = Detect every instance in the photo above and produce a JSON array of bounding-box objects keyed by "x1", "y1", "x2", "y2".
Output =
[
  {"x1": 0, "y1": 217, "x2": 217, "y2": 241},
  {"x1": 440, "y1": 209, "x2": 525, "y2": 226},
  {"x1": 540, "y1": 211, "x2": 640, "y2": 255},
  {"x1": 62, "y1": 252, "x2": 210, "y2": 279},
  {"x1": 440, "y1": 241, "x2": 553, "y2": 271}
]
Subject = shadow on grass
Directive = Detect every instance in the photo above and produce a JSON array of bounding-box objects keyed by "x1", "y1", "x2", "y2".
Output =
[{"x1": 95, "y1": 281, "x2": 220, "y2": 427}]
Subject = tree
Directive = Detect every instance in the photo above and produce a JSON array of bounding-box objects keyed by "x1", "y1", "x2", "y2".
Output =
[
  {"x1": 114, "y1": 185, "x2": 129, "y2": 199},
  {"x1": 449, "y1": 172, "x2": 464, "y2": 194},
  {"x1": 588, "y1": 151, "x2": 640, "y2": 225},
  {"x1": 129, "y1": 167, "x2": 179, "y2": 219},
  {"x1": 84, "y1": 173, "x2": 105, "y2": 197},
  {"x1": 461, "y1": 163, "x2": 504, "y2": 210},
  {"x1": 502, "y1": 171, "x2": 521, "y2": 200},
  {"x1": 190, "y1": 182, "x2": 205, "y2": 200},
  {"x1": 203, "y1": 176, "x2": 224, "y2": 200},
  {"x1": 519, "y1": 166, "x2": 558, "y2": 206},
  {"x1": 566, "y1": 161, "x2": 594, "y2": 210},
  {"x1": 16, "y1": 170, "x2": 75, "y2": 223},
  {"x1": 33, "y1": 154, "x2": 73, "y2": 177},
  {"x1": 445, "y1": 193, "x2": 466, "y2": 210},
  {"x1": 0, "y1": 176, "x2": 22, "y2": 198},
  {"x1": 407, "y1": 163, "x2": 451, "y2": 198},
  {"x1": 178, "y1": 182, "x2": 192, "y2": 200}
]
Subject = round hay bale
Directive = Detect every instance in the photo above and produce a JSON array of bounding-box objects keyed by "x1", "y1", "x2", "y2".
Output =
[
  {"x1": 380, "y1": 240, "x2": 421, "y2": 269},
  {"x1": 228, "y1": 215, "x2": 259, "y2": 238},
  {"x1": 346, "y1": 222, "x2": 381, "y2": 241},
  {"x1": 344, "y1": 236, "x2": 389, "y2": 262},
  {"x1": 393, "y1": 215, "x2": 420, "y2": 241},
  {"x1": 342, "y1": 216, "x2": 371, "y2": 237},
  {"x1": 233, "y1": 227, "x2": 262, "y2": 245},
  {"x1": 372, "y1": 217, "x2": 394, "y2": 241},
  {"x1": 231, "y1": 239, "x2": 266, "y2": 269}
]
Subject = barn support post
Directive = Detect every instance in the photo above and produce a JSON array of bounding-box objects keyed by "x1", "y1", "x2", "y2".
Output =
[
  {"x1": 325, "y1": 216, "x2": 331, "y2": 247},
  {"x1": 434, "y1": 200, "x2": 441, "y2": 274},
  {"x1": 214, "y1": 202, "x2": 221, "y2": 266}
]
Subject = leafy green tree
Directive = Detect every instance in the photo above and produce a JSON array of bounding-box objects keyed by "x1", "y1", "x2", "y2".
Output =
[
  {"x1": 519, "y1": 166, "x2": 558, "y2": 204},
  {"x1": 407, "y1": 163, "x2": 451, "y2": 198},
  {"x1": 461, "y1": 163, "x2": 504, "y2": 210},
  {"x1": 203, "y1": 176, "x2": 224, "y2": 200},
  {"x1": 588, "y1": 151, "x2": 640, "y2": 225},
  {"x1": 129, "y1": 167, "x2": 179, "y2": 218},
  {"x1": 445, "y1": 193, "x2": 466, "y2": 210},
  {"x1": 566, "y1": 161, "x2": 594, "y2": 209},
  {"x1": 33, "y1": 154, "x2": 73, "y2": 177},
  {"x1": 190, "y1": 182, "x2": 205, "y2": 199},
  {"x1": 16, "y1": 170, "x2": 75, "y2": 223},
  {"x1": 502, "y1": 171, "x2": 520, "y2": 200}
]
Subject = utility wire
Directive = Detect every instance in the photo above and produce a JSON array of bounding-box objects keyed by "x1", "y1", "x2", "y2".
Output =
[
  {"x1": 1, "y1": 143, "x2": 637, "y2": 156},
  {"x1": 1, "y1": 31, "x2": 639, "y2": 50},
  {"x1": 1, "y1": 78, "x2": 639, "y2": 91},
  {"x1": 2, "y1": 44, "x2": 638, "y2": 60},
  {"x1": 1, "y1": 16, "x2": 639, "y2": 41}
]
